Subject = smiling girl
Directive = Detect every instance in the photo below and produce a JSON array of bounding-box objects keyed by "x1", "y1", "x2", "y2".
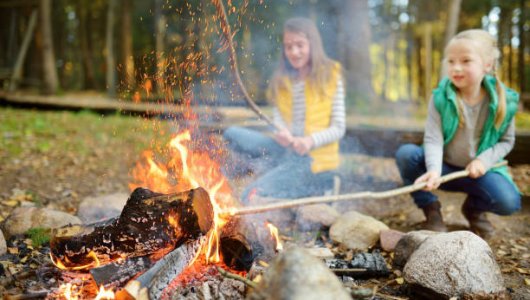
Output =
[
  {"x1": 395, "y1": 29, "x2": 521, "y2": 239},
  {"x1": 223, "y1": 17, "x2": 345, "y2": 204}
]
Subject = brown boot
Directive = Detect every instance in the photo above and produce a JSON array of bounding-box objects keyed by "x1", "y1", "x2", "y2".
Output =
[
  {"x1": 421, "y1": 201, "x2": 448, "y2": 232},
  {"x1": 462, "y1": 200, "x2": 494, "y2": 239}
]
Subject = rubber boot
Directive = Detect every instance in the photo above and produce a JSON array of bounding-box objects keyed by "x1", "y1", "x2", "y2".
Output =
[
  {"x1": 421, "y1": 201, "x2": 448, "y2": 232},
  {"x1": 462, "y1": 199, "x2": 494, "y2": 239}
]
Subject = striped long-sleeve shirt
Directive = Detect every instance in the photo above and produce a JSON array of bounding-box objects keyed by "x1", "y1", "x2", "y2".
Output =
[{"x1": 272, "y1": 78, "x2": 346, "y2": 148}]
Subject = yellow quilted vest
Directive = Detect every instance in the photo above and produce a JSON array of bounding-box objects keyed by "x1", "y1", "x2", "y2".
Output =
[{"x1": 276, "y1": 63, "x2": 341, "y2": 173}]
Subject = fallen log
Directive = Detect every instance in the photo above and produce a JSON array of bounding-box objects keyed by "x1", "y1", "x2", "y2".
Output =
[{"x1": 50, "y1": 187, "x2": 214, "y2": 270}]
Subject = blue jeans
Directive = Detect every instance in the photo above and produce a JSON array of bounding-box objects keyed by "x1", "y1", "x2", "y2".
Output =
[
  {"x1": 395, "y1": 144, "x2": 521, "y2": 215},
  {"x1": 223, "y1": 126, "x2": 334, "y2": 203}
]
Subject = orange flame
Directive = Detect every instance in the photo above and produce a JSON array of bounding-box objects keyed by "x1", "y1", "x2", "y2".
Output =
[
  {"x1": 130, "y1": 129, "x2": 235, "y2": 263},
  {"x1": 51, "y1": 251, "x2": 101, "y2": 271},
  {"x1": 94, "y1": 286, "x2": 115, "y2": 300},
  {"x1": 266, "y1": 222, "x2": 283, "y2": 251}
]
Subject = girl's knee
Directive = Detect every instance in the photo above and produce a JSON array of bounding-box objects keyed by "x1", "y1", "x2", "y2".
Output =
[
  {"x1": 494, "y1": 193, "x2": 521, "y2": 215},
  {"x1": 395, "y1": 144, "x2": 420, "y2": 165},
  {"x1": 223, "y1": 126, "x2": 240, "y2": 140}
]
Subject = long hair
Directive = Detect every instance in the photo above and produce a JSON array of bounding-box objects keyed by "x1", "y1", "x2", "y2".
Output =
[
  {"x1": 267, "y1": 17, "x2": 335, "y2": 104},
  {"x1": 445, "y1": 29, "x2": 506, "y2": 129}
]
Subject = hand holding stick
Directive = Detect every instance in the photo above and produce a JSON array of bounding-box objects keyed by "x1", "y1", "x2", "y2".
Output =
[{"x1": 221, "y1": 161, "x2": 508, "y2": 217}]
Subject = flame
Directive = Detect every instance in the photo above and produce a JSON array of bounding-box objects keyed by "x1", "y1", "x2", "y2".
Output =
[
  {"x1": 94, "y1": 286, "x2": 115, "y2": 300},
  {"x1": 51, "y1": 251, "x2": 101, "y2": 271},
  {"x1": 266, "y1": 222, "x2": 283, "y2": 251},
  {"x1": 130, "y1": 129, "x2": 235, "y2": 264}
]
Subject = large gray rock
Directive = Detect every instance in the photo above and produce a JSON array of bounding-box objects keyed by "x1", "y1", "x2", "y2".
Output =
[
  {"x1": 248, "y1": 247, "x2": 351, "y2": 300},
  {"x1": 330, "y1": 211, "x2": 389, "y2": 251},
  {"x1": 2, "y1": 207, "x2": 82, "y2": 237},
  {"x1": 403, "y1": 231, "x2": 505, "y2": 299},
  {"x1": 77, "y1": 193, "x2": 129, "y2": 223},
  {"x1": 393, "y1": 230, "x2": 439, "y2": 268},
  {"x1": 0, "y1": 229, "x2": 6, "y2": 255}
]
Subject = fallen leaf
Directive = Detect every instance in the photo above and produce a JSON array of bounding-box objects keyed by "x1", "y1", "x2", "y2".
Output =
[
  {"x1": 516, "y1": 268, "x2": 529, "y2": 274},
  {"x1": 7, "y1": 247, "x2": 18, "y2": 254},
  {"x1": 525, "y1": 278, "x2": 530, "y2": 286},
  {"x1": 2, "y1": 200, "x2": 18, "y2": 207},
  {"x1": 20, "y1": 256, "x2": 28, "y2": 264},
  {"x1": 395, "y1": 277, "x2": 404, "y2": 284}
]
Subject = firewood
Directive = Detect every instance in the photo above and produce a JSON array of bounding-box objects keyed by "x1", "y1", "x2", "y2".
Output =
[
  {"x1": 120, "y1": 238, "x2": 205, "y2": 300},
  {"x1": 220, "y1": 216, "x2": 276, "y2": 271},
  {"x1": 90, "y1": 256, "x2": 153, "y2": 287},
  {"x1": 50, "y1": 187, "x2": 213, "y2": 269}
]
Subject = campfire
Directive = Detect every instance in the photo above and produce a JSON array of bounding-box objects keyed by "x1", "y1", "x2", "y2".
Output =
[{"x1": 47, "y1": 129, "x2": 282, "y2": 299}]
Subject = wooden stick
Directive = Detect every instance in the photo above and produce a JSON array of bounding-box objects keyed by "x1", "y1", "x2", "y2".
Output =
[
  {"x1": 212, "y1": 0, "x2": 280, "y2": 131},
  {"x1": 222, "y1": 161, "x2": 508, "y2": 217},
  {"x1": 216, "y1": 266, "x2": 257, "y2": 288}
]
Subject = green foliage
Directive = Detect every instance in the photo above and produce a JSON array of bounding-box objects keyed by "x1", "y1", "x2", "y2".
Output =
[{"x1": 26, "y1": 227, "x2": 52, "y2": 247}]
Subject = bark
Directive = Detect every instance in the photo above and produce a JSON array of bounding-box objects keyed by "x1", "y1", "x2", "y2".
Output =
[
  {"x1": 517, "y1": 0, "x2": 526, "y2": 93},
  {"x1": 50, "y1": 187, "x2": 214, "y2": 270},
  {"x1": 40, "y1": 0, "x2": 59, "y2": 95},
  {"x1": 440, "y1": 0, "x2": 462, "y2": 79}
]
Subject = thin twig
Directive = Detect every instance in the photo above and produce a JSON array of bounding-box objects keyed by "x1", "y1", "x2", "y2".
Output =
[
  {"x1": 216, "y1": 266, "x2": 257, "y2": 288},
  {"x1": 3, "y1": 291, "x2": 49, "y2": 300},
  {"x1": 222, "y1": 161, "x2": 508, "y2": 216},
  {"x1": 212, "y1": 0, "x2": 279, "y2": 130},
  {"x1": 331, "y1": 268, "x2": 368, "y2": 274}
]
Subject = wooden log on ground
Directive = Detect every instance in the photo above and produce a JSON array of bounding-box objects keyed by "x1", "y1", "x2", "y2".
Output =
[
  {"x1": 341, "y1": 127, "x2": 530, "y2": 164},
  {"x1": 220, "y1": 216, "x2": 276, "y2": 272},
  {"x1": 50, "y1": 187, "x2": 213, "y2": 270}
]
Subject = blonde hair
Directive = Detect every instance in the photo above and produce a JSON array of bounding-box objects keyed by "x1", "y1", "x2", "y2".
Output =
[
  {"x1": 268, "y1": 17, "x2": 335, "y2": 104},
  {"x1": 445, "y1": 29, "x2": 506, "y2": 129}
]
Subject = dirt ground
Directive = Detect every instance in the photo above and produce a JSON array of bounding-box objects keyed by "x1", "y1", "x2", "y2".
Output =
[{"x1": 0, "y1": 108, "x2": 529, "y2": 299}]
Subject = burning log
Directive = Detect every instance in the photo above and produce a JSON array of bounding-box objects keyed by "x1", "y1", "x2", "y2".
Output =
[
  {"x1": 90, "y1": 256, "x2": 153, "y2": 287},
  {"x1": 50, "y1": 187, "x2": 214, "y2": 270},
  {"x1": 119, "y1": 238, "x2": 205, "y2": 300},
  {"x1": 220, "y1": 216, "x2": 277, "y2": 272}
]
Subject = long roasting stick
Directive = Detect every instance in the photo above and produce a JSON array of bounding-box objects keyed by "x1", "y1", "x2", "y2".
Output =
[
  {"x1": 221, "y1": 161, "x2": 508, "y2": 217},
  {"x1": 213, "y1": 0, "x2": 281, "y2": 131}
]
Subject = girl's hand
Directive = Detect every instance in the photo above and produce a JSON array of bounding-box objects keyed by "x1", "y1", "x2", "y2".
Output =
[
  {"x1": 466, "y1": 159, "x2": 486, "y2": 178},
  {"x1": 292, "y1": 136, "x2": 313, "y2": 155},
  {"x1": 274, "y1": 128, "x2": 294, "y2": 147},
  {"x1": 415, "y1": 171, "x2": 441, "y2": 191}
]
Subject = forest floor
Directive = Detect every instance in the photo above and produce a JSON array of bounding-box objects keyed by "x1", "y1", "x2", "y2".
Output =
[{"x1": 0, "y1": 106, "x2": 529, "y2": 299}]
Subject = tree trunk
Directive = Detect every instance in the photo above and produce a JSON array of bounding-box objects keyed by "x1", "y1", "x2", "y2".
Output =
[
  {"x1": 77, "y1": 0, "x2": 96, "y2": 90},
  {"x1": 440, "y1": 0, "x2": 462, "y2": 78},
  {"x1": 423, "y1": 23, "x2": 433, "y2": 102},
  {"x1": 154, "y1": 0, "x2": 167, "y2": 96},
  {"x1": 517, "y1": 0, "x2": 526, "y2": 93},
  {"x1": 338, "y1": 0, "x2": 377, "y2": 105},
  {"x1": 40, "y1": 0, "x2": 59, "y2": 95},
  {"x1": 8, "y1": 10, "x2": 37, "y2": 92},
  {"x1": 106, "y1": 0, "x2": 117, "y2": 97},
  {"x1": 122, "y1": 0, "x2": 135, "y2": 88}
]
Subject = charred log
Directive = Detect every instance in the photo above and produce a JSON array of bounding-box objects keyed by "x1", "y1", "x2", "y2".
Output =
[
  {"x1": 50, "y1": 187, "x2": 214, "y2": 269},
  {"x1": 90, "y1": 256, "x2": 153, "y2": 288},
  {"x1": 220, "y1": 216, "x2": 276, "y2": 272},
  {"x1": 119, "y1": 238, "x2": 205, "y2": 300},
  {"x1": 326, "y1": 251, "x2": 390, "y2": 278}
]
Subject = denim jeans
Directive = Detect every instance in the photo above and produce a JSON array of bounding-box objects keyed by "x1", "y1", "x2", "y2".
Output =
[
  {"x1": 395, "y1": 143, "x2": 521, "y2": 215},
  {"x1": 223, "y1": 126, "x2": 334, "y2": 203}
]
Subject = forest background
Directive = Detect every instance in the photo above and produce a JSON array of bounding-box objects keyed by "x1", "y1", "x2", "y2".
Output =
[{"x1": 1, "y1": 0, "x2": 528, "y2": 113}]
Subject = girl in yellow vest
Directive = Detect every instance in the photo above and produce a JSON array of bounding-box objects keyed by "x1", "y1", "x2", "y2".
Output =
[
  {"x1": 395, "y1": 29, "x2": 520, "y2": 239},
  {"x1": 223, "y1": 17, "x2": 345, "y2": 204}
]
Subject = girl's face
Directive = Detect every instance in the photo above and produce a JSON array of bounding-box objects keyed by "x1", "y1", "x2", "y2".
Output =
[
  {"x1": 445, "y1": 39, "x2": 492, "y2": 93},
  {"x1": 283, "y1": 30, "x2": 311, "y2": 73}
]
